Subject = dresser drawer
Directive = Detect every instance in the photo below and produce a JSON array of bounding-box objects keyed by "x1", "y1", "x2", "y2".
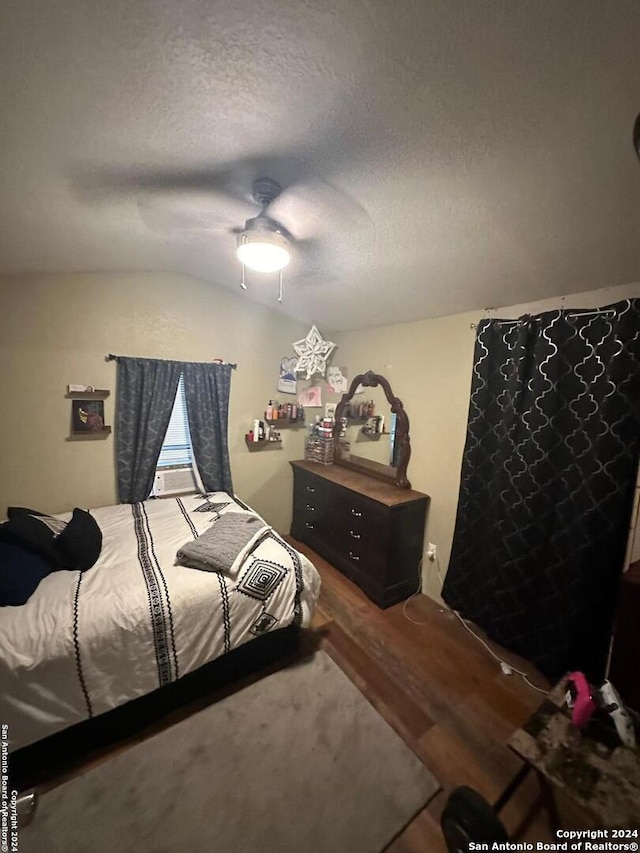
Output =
[
  {"x1": 338, "y1": 539, "x2": 388, "y2": 582},
  {"x1": 295, "y1": 469, "x2": 326, "y2": 503},
  {"x1": 291, "y1": 467, "x2": 332, "y2": 541},
  {"x1": 295, "y1": 509, "x2": 326, "y2": 539},
  {"x1": 330, "y1": 490, "x2": 389, "y2": 553},
  {"x1": 328, "y1": 490, "x2": 389, "y2": 581}
]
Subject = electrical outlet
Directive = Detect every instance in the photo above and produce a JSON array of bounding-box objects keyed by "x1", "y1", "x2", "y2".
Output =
[{"x1": 426, "y1": 543, "x2": 437, "y2": 562}]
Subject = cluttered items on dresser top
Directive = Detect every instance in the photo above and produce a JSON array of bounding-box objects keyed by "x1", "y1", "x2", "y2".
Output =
[
  {"x1": 304, "y1": 414, "x2": 346, "y2": 465},
  {"x1": 302, "y1": 399, "x2": 385, "y2": 468}
]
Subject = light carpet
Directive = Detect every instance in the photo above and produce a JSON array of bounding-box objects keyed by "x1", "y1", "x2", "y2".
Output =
[{"x1": 19, "y1": 650, "x2": 440, "y2": 853}]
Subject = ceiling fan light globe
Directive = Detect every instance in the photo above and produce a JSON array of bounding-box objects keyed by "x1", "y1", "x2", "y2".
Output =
[
  {"x1": 237, "y1": 242, "x2": 290, "y2": 272},
  {"x1": 236, "y1": 229, "x2": 291, "y2": 273}
]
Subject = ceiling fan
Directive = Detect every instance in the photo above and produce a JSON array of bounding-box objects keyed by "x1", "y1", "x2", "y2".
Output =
[
  {"x1": 81, "y1": 155, "x2": 368, "y2": 303},
  {"x1": 234, "y1": 177, "x2": 296, "y2": 273}
]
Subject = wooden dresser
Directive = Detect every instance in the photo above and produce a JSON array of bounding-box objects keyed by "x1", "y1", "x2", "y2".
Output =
[{"x1": 290, "y1": 460, "x2": 429, "y2": 608}]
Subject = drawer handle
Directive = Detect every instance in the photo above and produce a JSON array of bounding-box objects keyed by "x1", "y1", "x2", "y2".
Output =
[
  {"x1": 305, "y1": 504, "x2": 315, "y2": 511},
  {"x1": 305, "y1": 486, "x2": 315, "y2": 493},
  {"x1": 350, "y1": 509, "x2": 362, "y2": 517},
  {"x1": 348, "y1": 551, "x2": 360, "y2": 561},
  {"x1": 349, "y1": 530, "x2": 361, "y2": 539},
  {"x1": 305, "y1": 522, "x2": 314, "y2": 529}
]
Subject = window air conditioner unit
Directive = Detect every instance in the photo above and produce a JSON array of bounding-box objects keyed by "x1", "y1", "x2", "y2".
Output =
[{"x1": 152, "y1": 467, "x2": 198, "y2": 498}]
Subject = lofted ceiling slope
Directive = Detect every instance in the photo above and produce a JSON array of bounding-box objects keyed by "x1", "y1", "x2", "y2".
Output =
[{"x1": 0, "y1": 0, "x2": 639, "y2": 330}]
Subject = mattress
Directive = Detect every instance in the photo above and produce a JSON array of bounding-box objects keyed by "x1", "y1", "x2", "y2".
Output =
[{"x1": 0, "y1": 494, "x2": 321, "y2": 751}]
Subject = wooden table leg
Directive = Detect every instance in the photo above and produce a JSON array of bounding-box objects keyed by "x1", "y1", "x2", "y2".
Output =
[
  {"x1": 536, "y1": 770, "x2": 561, "y2": 832},
  {"x1": 494, "y1": 764, "x2": 531, "y2": 815}
]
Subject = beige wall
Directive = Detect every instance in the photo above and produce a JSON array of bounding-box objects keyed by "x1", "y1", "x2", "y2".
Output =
[
  {"x1": 2, "y1": 274, "x2": 638, "y2": 582},
  {"x1": 332, "y1": 282, "x2": 640, "y2": 602},
  {"x1": 0, "y1": 272, "x2": 309, "y2": 533}
]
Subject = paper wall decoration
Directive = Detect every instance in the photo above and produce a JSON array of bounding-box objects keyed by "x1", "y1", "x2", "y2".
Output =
[
  {"x1": 298, "y1": 385, "x2": 322, "y2": 408},
  {"x1": 326, "y1": 366, "x2": 348, "y2": 394},
  {"x1": 292, "y1": 325, "x2": 335, "y2": 380},
  {"x1": 277, "y1": 357, "x2": 298, "y2": 394}
]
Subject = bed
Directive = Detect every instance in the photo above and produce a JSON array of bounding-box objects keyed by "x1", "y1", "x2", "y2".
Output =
[{"x1": 0, "y1": 494, "x2": 321, "y2": 755}]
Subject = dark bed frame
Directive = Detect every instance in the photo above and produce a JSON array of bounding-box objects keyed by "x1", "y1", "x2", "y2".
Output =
[{"x1": 9, "y1": 625, "x2": 316, "y2": 792}]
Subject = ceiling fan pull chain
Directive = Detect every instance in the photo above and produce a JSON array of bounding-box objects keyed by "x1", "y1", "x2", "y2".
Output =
[
  {"x1": 278, "y1": 269, "x2": 283, "y2": 304},
  {"x1": 240, "y1": 261, "x2": 247, "y2": 290}
]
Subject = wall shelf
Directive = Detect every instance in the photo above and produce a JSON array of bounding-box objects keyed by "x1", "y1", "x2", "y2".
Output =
[
  {"x1": 245, "y1": 438, "x2": 283, "y2": 451},
  {"x1": 265, "y1": 419, "x2": 302, "y2": 429},
  {"x1": 65, "y1": 390, "x2": 110, "y2": 399},
  {"x1": 67, "y1": 426, "x2": 112, "y2": 441}
]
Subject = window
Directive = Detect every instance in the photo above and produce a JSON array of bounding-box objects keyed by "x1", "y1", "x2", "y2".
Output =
[{"x1": 157, "y1": 375, "x2": 193, "y2": 468}]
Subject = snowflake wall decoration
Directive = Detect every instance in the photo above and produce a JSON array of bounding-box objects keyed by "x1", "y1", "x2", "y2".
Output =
[{"x1": 292, "y1": 325, "x2": 336, "y2": 380}]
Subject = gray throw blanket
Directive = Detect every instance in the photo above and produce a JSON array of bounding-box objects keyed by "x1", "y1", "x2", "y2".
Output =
[{"x1": 176, "y1": 513, "x2": 269, "y2": 574}]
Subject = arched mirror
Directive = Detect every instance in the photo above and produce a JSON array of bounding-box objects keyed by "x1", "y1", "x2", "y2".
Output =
[{"x1": 333, "y1": 370, "x2": 412, "y2": 489}]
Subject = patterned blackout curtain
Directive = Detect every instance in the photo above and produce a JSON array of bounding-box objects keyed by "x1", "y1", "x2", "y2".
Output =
[
  {"x1": 182, "y1": 361, "x2": 233, "y2": 495},
  {"x1": 442, "y1": 299, "x2": 640, "y2": 682},
  {"x1": 116, "y1": 357, "x2": 183, "y2": 503}
]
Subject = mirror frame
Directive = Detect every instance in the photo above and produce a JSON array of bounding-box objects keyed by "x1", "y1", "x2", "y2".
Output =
[{"x1": 333, "y1": 370, "x2": 412, "y2": 489}]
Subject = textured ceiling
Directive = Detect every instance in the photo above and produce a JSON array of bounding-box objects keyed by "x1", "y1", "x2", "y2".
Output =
[{"x1": 1, "y1": 0, "x2": 639, "y2": 330}]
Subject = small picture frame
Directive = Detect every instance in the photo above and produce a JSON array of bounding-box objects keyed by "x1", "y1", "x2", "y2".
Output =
[{"x1": 71, "y1": 399, "x2": 106, "y2": 433}]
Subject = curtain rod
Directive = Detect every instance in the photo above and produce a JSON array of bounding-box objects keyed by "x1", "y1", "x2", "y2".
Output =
[
  {"x1": 105, "y1": 353, "x2": 237, "y2": 368},
  {"x1": 469, "y1": 308, "x2": 616, "y2": 330}
]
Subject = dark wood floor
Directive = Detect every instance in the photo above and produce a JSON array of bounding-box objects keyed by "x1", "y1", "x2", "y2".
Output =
[{"x1": 292, "y1": 537, "x2": 597, "y2": 850}]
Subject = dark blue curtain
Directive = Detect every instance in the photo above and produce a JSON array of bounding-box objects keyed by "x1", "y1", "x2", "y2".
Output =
[
  {"x1": 182, "y1": 362, "x2": 233, "y2": 494},
  {"x1": 115, "y1": 357, "x2": 182, "y2": 503},
  {"x1": 442, "y1": 299, "x2": 640, "y2": 682}
]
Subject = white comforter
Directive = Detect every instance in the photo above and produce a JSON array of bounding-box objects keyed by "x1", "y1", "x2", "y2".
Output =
[{"x1": 0, "y1": 495, "x2": 321, "y2": 751}]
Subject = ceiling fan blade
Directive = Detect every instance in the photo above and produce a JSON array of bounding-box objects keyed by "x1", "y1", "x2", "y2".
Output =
[
  {"x1": 76, "y1": 153, "x2": 313, "y2": 203},
  {"x1": 268, "y1": 178, "x2": 369, "y2": 241},
  {"x1": 136, "y1": 192, "x2": 247, "y2": 235},
  {"x1": 286, "y1": 237, "x2": 341, "y2": 286},
  {"x1": 73, "y1": 152, "x2": 369, "y2": 256}
]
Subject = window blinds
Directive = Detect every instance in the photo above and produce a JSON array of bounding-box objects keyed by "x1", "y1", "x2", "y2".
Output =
[{"x1": 157, "y1": 375, "x2": 193, "y2": 468}]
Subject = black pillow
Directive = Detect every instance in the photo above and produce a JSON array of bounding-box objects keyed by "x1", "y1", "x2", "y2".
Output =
[
  {"x1": 0, "y1": 542, "x2": 53, "y2": 606},
  {"x1": 7, "y1": 507, "x2": 49, "y2": 519},
  {"x1": 0, "y1": 511, "x2": 67, "y2": 567},
  {"x1": 57, "y1": 508, "x2": 102, "y2": 571}
]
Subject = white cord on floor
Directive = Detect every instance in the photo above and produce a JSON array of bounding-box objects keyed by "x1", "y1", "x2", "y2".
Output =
[
  {"x1": 402, "y1": 552, "x2": 549, "y2": 695},
  {"x1": 401, "y1": 558, "x2": 429, "y2": 625},
  {"x1": 452, "y1": 609, "x2": 549, "y2": 694}
]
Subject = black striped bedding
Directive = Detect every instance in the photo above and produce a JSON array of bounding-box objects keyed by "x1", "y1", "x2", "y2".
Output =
[{"x1": 0, "y1": 494, "x2": 321, "y2": 751}]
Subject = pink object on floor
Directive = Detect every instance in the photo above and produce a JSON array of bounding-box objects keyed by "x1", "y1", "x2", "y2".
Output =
[{"x1": 566, "y1": 671, "x2": 596, "y2": 729}]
